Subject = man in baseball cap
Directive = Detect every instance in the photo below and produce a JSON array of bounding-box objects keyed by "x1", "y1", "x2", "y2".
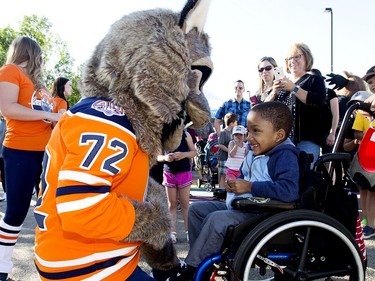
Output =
[
  {"x1": 362, "y1": 66, "x2": 375, "y2": 109},
  {"x1": 362, "y1": 66, "x2": 375, "y2": 82}
]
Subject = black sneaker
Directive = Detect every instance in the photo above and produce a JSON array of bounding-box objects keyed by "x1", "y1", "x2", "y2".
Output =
[
  {"x1": 167, "y1": 265, "x2": 196, "y2": 281},
  {"x1": 0, "y1": 273, "x2": 7, "y2": 281}
]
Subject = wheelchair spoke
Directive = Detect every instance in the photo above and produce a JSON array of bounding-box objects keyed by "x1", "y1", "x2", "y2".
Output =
[{"x1": 297, "y1": 225, "x2": 311, "y2": 272}]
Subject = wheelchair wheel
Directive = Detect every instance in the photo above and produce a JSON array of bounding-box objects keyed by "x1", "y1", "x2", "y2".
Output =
[{"x1": 232, "y1": 210, "x2": 365, "y2": 281}]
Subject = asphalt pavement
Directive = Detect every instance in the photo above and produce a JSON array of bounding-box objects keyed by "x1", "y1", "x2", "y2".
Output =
[{"x1": 1, "y1": 186, "x2": 375, "y2": 280}]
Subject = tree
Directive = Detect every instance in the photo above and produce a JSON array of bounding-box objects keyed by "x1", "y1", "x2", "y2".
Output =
[
  {"x1": 0, "y1": 15, "x2": 81, "y2": 106},
  {"x1": 0, "y1": 26, "x2": 17, "y2": 66}
]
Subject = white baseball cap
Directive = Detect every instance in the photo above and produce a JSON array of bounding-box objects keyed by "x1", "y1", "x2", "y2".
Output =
[{"x1": 232, "y1": 125, "x2": 246, "y2": 135}]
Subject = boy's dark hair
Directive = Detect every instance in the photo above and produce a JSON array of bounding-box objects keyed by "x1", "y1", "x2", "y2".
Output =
[
  {"x1": 250, "y1": 101, "x2": 292, "y2": 139},
  {"x1": 224, "y1": 112, "x2": 237, "y2": 126}
]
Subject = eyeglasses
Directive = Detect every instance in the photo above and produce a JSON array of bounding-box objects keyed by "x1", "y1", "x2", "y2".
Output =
[
  {"x1": 258, "y1": 65, "x2": 273, "y2": 73},
  {"x1": 285, "y1": 54, "x2": 304, "y2": 62},
  {"x1": 235, "y1": 86, "x2": 244, "y2": 90}
]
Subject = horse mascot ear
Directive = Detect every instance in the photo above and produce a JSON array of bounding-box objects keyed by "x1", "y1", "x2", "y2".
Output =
[{"x1": 80, "y1": 0, "x2": 212, "y2": 273}]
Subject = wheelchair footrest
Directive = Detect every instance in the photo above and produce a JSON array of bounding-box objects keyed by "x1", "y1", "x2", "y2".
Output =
[{"x1": 231, "y1": 197, "x2": 297, "y2": 211}]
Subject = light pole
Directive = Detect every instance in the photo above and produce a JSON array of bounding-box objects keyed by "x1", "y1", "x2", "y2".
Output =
[{"x1": 324, "y1": 8, "x2": 333, "y2": 72}]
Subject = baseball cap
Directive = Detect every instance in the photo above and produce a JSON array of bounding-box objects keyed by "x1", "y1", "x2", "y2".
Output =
[
  {"x1": 362, "y1": 66, "x2": 375, "y2": 82},
  {"x1": 232, "y1": 125, "x2": 246, "y2": 135}
]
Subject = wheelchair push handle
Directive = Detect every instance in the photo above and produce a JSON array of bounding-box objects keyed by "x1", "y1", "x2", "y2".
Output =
[{"x1": 354, "y1": 101, "x2": 373, "y2": 115}]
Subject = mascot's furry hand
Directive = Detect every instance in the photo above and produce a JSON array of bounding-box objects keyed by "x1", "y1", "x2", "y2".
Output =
[
  {"x1": 121, "y1": 178, "x2": 171, "y2": 250},
  {"x1": 326, "y1": 73, "x2": 349, "y2": 90},
  {"x1": 141, "y1": 239, "x2": 179, "y2": 271},
  {"x1": 123, "y1": 177, "x2": 180, "y2": 270}
]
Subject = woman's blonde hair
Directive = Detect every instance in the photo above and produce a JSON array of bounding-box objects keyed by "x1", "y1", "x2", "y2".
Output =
[
  {"x1": 284, "y1": 42, "x2": 314, "y2": 74},
  {"x1": 6, "y1": 36, "x2": 44, "y2": 90}
]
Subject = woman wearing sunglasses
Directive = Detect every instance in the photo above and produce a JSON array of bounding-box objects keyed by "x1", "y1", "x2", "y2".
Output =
[{"x1": 253, "y1": 56, "x2": 278, "y2": 105}]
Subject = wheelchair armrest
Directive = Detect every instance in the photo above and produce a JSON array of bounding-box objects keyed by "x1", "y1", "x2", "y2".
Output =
[
  {"x1": 315, "y1": 152, "x2": 351, "y2": 167},
  {"x1": 231, "y1": 197, "x2": 297, "y2": 212}
]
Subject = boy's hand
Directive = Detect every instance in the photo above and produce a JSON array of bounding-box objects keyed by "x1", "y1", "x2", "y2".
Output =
[{"x1": 225, "y1": 178, "x2": 251, "y2": 194}]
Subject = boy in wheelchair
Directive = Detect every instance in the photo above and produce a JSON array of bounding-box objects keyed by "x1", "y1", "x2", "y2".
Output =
[{"x1": 167, "y1": 101, "x2": 300, "y2": 281}]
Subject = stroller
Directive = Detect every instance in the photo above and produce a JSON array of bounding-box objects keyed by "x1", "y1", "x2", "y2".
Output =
[
  {"x1": 190, "y1": 102, "x2": 374, "y2": 280},
  {"x1": 194, "y1": 133, "x2": 219, "y2": 191}
]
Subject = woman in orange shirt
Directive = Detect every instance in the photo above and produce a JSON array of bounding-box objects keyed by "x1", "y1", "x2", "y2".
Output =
[
  {"x1": 52, "y1": 77, "x2": 72, "y2": 114},
  {"x1": 0, "y1": 36, "x2": 61, "y2": 280}
]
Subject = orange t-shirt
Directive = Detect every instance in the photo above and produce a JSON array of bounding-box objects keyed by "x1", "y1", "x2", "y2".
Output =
[
  {"x1": 34, "y1": 97, "x2": 149, "y2": 280},
  {"x1": 53, "y1": 96, "x2": 67, "y2": 113},
  {"x1": 0, "y1": 64, "x2": 54, "y2": 151}
]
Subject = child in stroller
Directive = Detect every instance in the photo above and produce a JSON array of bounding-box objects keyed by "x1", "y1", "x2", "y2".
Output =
[{"x1": 194, "y1": 133, "x2": 218, "y2": 191}]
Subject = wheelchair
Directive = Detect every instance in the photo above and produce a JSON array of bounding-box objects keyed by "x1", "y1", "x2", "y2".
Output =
[
  {"x1": 188, "y1": 102, "x2": 375, "y2": 281},
  {"x1": 191, "y1": 151, "x2": 366, "y2": 281}
]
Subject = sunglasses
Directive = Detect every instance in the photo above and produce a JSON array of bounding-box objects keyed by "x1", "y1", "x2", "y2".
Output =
[
  {"x1": 285, "y1": 54, "x2": 304, "y2": 62},
  {"x1": 258, "y1": 65, "x2": 273, "y2": 72}
]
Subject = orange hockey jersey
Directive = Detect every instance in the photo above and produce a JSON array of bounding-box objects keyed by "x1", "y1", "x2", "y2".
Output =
[{"x1": 34, "y1": 97, "x2": 149, "y2": 280}]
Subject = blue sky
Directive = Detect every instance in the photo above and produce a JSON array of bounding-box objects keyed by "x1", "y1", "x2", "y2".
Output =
[{"x1": 1, "y1": 0, "x2": 374, "y2": 109}]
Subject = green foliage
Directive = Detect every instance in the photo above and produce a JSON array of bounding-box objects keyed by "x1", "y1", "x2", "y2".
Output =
[
  {"x1": 0, "y1": 14, "x2": 79, "y2": 98},
  {"x1": 0, "y1": 26, "x2": 18, "y2": 66},
  {"x1": 67, "y1": 66, "x2": 83, "y2": 107},
  {"x1": 18, "y1": 15, "x2": 53, "y2": 51}
]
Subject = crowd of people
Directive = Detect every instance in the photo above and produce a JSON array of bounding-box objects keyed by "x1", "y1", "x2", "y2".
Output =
[
  {"x1": 170, "y1": 42, "x2": 375, "y2": 280},
  {"x1": 0, "y1": 34, "x2": 374, "y2": 281}
]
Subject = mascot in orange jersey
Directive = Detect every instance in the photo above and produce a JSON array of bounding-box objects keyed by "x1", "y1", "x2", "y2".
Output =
[{"x1": 33, "y1": 1, "x2": 212, "y2": 280}]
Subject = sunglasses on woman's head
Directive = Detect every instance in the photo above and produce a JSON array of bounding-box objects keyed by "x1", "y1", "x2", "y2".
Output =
[{"x1": 258, "y1": 65, "x2": 273, "y2": 73}]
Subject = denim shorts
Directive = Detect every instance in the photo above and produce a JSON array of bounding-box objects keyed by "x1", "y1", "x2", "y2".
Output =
[
  {"x1": 163, "y1": 171, "x2": 193, "y2": 189},
  {"x1": 218, "y1": 160, "x2": 227, "y2": 175}
]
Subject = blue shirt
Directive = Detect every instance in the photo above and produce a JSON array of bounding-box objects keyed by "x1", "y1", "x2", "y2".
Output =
[
  {"x1": 215, "y1": 99, "x2": 251, "y2": 127},
  {"x1": 235, "y1": 138, "x2": 300, "y2": 203}
]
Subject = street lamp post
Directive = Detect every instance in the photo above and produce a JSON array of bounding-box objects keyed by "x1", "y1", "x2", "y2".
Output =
[{"x1": 324, "y1": 8, "x2": 333, "y2": 72}]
